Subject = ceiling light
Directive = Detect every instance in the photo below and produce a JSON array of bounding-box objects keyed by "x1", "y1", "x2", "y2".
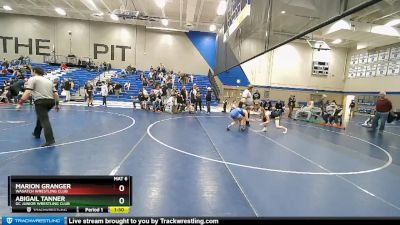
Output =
[
  {"x1": 331, "y1": 39, "x2": 342, "y2": 44},
  {"x1": 385, "y1": 19, "x2": 400, "y2": 27},
  {"x1": 209, "y1": 24, "x2": 216, "y2": 32},
  {"x1": 265, "y1": 31, "x2": 268, "y2": 37},
  {"x1": 281, "y1": 10, "x2": 286, "y2": 14},
  {"x1": 155, "y1": 0, "x2": 166, "y2": 8},
  {"x1": 371, "y1": 25, "x2": 399, "y2": 36},
  {"x1": 83, "y1": 0, "x2": 98, "y2": 11},
  {"x1": 55, "y1": 7, "x2": 66, "y2": 16},
  {"x1": 146, "y1": 26, "x2": 189, "y2": 32},
  {"x1": 217, "y1": 1, "x2": 227, "y2": 16},
  {"x1": 3, "y1": 5, "x2": 12, "y2": 11},
  {"x1": 161, "y1": 19, "x2": 168, "y2": 26},
  {"x1": 110, "y1": 14, "x2": 119, "y2": 21}
]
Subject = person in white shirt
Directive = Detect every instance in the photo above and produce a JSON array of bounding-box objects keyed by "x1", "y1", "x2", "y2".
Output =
[
  {"x1": 165, "y1": 94, "x2": 177, "y2": 114},
  {"x1": 241, "y1": 85, "x2": 254, "y2": 107},
  {"x1": 101, "y1": 82, "x2": 108, "y2": 106},
  {"x1": 124, "y1": 81, "x2": 131, "y2": 91},
  {"x1": 142, "y1": 87, "x2": 149, "y2": 109},
  {"x1": 241, "y1": 85, "x2": 254, "y2": 126},
  {"x1": 172, "y1": 73, "x2": 176, "y2": 88}
]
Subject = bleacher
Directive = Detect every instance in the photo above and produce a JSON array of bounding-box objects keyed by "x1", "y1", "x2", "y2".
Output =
[
  {"x1": 58, "y1": 69, "x2": 98, "y2": 95},
  {"x1": 2, "y1": 61, "x2": 217, "y2": 105},
  {"x1": 1, "y1": 62, "x2": 96, "y2": 97},
  {"x1": 1, "y1": 63, "x2": 59, "y2": 89},
  {"x1": 94, "y1": 70, "x2": 218, "y2": 106}
]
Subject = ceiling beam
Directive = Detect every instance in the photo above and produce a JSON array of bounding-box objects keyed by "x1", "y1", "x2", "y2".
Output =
[
  {"x1": 185, "y1": 0, "x2": 197, "y2": 25},
  {"x1": 26, "y1": 0, "x2": 38, "y2": 7},
  {"x1": 99, "y1": 0, "x2": 112, "y2": 13},
  {"x1": 180, "y1": 0, "x2": 183, "y2": 26},
  {"x1": 195, "y1": 0, "x2": 205, "y2": 27},
  {"x1": 131, "y1": 0, "x2": 148, "y2": 15},
  {"x1": 79, "y1": 0, "x2": 99, "y2": 11},
  {"x1": 63, "y1": 0, "x2": 87, "y2": 19}
]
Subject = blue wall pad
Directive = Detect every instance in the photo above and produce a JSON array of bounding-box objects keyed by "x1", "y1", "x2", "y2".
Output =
[
  {"x1": 186, "y1": 31, "x2": 216, "y2": 70},
  {"x1": 218, "y1": 65, "x2": 250, "y2": 86}
]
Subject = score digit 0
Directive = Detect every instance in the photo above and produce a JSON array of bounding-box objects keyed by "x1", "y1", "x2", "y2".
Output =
[{"x1": 119, "y1": 185, "x2": 124, "y2": 192}]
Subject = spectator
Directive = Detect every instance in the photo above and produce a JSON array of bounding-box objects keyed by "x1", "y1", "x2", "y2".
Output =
[
  {"x1": 206, "y1": 87, "x2": 212, "y2": 114},
  {"x1": 275, "y1": 100, "x2": 285, "y2": 115},
  {"x1": 114, "y1": 82, "x2": 122, "y2": 98},
  {"x1": 124, "y1": 81, "x2": 131, "y2": 91},
  {"x1": 190, "y1": 85, "x2": 197, "y2": 111},
  {"x1": 324, "y1": 101, "x2": 338, "y2": 125},
  {"x1": 241, "y1": 85, "x2": 254, "y2": 107},
  {"x1": 60, "y1": 63, "x2": 67, "y2": 71},
  {"x1": 84, "y1": 81, "x2": 94, "y2": 107},
  {"x1": 370, "y1": 91, "x2": 392, "y2": 132},
  {"x1": 349, "y1": 100, "x2": 356, "y2": 117},
  {"x1": 288, "y1": 95, "x2": 296, "y2": 118},
  {"x1": 137, "y1": 91, "x2": 145, "y2": 109},
  {"x1": 196, "y1": 86, "x2": 202, "y2": 111},
  {"x1": 101, "y1": 81, "x2": 108, "y2": 106},
  {"x1": 181, "y1": 86, "x2": 188, "y2": 103},
  {"x1": 253, "y1": 90, "x2": 261, "y2": 110},
  {"x1": 63, "y1": 78, "x2": 71, "y2": 102},
  {"x1": 222, "y1": 99, "x2": 228, "y2": 113}
]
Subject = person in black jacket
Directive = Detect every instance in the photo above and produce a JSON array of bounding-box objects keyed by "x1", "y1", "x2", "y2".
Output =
[
  {"x1": 253, "y1": 90, "x2": 261, "y2": 111},
  {"x1": 206, "y1": 87, "x2": 212, "y2": 114},
  {"x1": 7, "y1": 74, "x2": 25, "y2": 103},
  {"x1": 288, "y1": 95, "x2": 296, "y2": 118},
  {"x1": 349, "y1": 100, "x2": 356, "y2": 117},
  {"x1": 63, "y1": 78, "x2": 71, "y2": 102},
  {"x1": 275, "y1": 100, "x2": 284, "y2": 116}
]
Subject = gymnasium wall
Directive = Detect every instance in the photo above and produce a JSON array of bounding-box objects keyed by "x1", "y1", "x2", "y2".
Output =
[
  {"x1": 269, "y1": 42, "x2": 347, "y2": 91},
  {"x1": 220, "y1": 42, "x2": 348, "y2": 89},
  {"x1": 0, "y1": 13, "x2": 215, "y2": 75}
]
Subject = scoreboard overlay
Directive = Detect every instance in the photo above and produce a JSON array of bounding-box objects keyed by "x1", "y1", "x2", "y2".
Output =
[{"x1": 8, "y1": 176, "x2": 132, "y2": 213}]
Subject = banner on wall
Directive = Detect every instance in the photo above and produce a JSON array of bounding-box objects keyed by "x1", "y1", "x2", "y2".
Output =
[{"x1": 0, "y1": 36, "x2": 132, "y2": 62}]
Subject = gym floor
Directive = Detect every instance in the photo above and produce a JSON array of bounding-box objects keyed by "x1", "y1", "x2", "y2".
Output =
[{"x1": 0, "y1": 104, "x2": 400, "y2": 217}]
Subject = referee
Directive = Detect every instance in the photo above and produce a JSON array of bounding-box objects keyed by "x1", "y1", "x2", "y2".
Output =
[{"x1": 16, "y1": 67, "x2": 60, "y2": 147}]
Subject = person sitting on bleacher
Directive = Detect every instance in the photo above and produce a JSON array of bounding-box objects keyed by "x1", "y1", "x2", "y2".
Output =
[
  {"x1": 96, "y1": 79, "x2": 102, "y2": 88},
  {"x1": 147, "y1": 90, "x2": 157, "y2": 111},
  {"x1": 323, "y1": 101, "x2": 338, "y2": 125},
  {"x1": 137, "y1": 90, "x2": 145, "y2": 109},
  {"x1": 126, "y1": 65, "x2": 133, "y2": 75},
  {"x1": 130, "y1": 91, "x2": 141, "y2": 109},
  {"x1": 124, "y1": 81, "x2": 131, "y2": 91},
  {"x1": 294, "y1": 101, "x2": 314, "y2": 121},
  {"x1": 107, "y1": 80, "x2": 114, "y2": 95},
  {"x1": 114, "y1": 82, "x2": 122, "y2": 98},
  {"x1": 165, "y1": 94, "x2": 178, "y2": 114},
  {"x1": 333, "y1": 106, "x2": 344, "y2": 126},
  {"x1": 176, "y1": 91, "x2": 185, "y2": 112},
  {"x1": 1, "y1": 58, "x2": 10, "y2": 69},
  {"x1": 60, "y1": 63, "x2": 67, "y2": 71},
  {"x1": 153, "y1": 86, "x2": 162, "y2": 112},
  {"x1": 143, "y1": 77, "x2": 149, "y2": 87}
]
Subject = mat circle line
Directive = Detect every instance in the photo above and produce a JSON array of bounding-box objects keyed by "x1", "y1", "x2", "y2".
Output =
[{"x1": 147, "y1": 116, "x2": 392, "y2": 175}]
